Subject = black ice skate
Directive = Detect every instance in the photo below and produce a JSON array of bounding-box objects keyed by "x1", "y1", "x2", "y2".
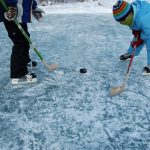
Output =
[
  {"x1": 119, "y1": 52, "x2": 131, "y2": 61},
  {"x1": 11, "y1": 73, "x2": 37, "y2": 85},
  {"x1": 27, "y1": 60, "x2": 37, "y2": 69},
  {"x1": 143, "y1": 65, "x2": 150, "y2": 76}
]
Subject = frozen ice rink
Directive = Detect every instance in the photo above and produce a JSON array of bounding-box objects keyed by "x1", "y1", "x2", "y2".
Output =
[{"x1": 0, "y1": 2, "x2": 150, "y2": 150}]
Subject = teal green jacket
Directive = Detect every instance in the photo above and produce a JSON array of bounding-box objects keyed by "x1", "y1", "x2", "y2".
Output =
[{"x1": 128, "y1": 0, "x2": 150, "y2": 65}]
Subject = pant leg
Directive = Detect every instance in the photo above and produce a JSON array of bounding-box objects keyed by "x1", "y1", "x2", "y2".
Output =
[{"x1": 3, "y1": 19, "x2": 31, "y2": 78}]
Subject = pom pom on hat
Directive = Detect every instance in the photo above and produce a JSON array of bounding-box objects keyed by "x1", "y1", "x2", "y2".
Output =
[{"x1": 113, "y1": 0, "x2": 133, "y2": 21}]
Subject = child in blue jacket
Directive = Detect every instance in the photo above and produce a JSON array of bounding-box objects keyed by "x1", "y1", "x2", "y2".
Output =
[
  {"x1": 0, "y1": 0, "x2": 44, "y2": 84},
  {"x1": 113, "y1": 0, "x2": 150, "y2": 75}
]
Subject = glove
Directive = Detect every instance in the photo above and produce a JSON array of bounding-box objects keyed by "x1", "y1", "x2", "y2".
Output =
[
  {"x1": 131, "y1": 30, "x2": 144, "y2": 48},
  {"x1": 4, "y1": 7, "x2": 17, "y2": 21},
  {"x1": 32, "y1": 7, "x2": 45, "y2": 21},
  {"x1": 131, "y1": 38, "x2": 144, "y2": 48}
]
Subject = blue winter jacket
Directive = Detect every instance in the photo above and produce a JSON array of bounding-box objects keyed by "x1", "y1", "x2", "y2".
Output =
[
  {"x1": 128, "y1": 0, "x2": 150, "y2": 65},
  {"x1": 0, "y1": 0, "x2": 37, "y2": 23}
]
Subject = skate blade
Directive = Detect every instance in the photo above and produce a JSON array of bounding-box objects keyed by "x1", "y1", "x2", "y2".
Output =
[
  {"x1": 119, "y1": 58, "x2": 131, "y2": 62},
  {"x1": 143, "y1": 71, "x2": 150, "y2": 76}
]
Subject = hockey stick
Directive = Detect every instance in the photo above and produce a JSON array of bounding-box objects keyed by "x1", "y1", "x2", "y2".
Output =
[
  {"x1": 0, "y1": 0, "x2": 58, "y2": 72},
  {"x1": 110, "y1": 45, "x2": 136, "y2": 96}
]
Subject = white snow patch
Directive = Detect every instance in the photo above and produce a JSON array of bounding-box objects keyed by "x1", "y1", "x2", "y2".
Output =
[{"x1": 41, "y1": 2, "x2": 111, "y2": 14}]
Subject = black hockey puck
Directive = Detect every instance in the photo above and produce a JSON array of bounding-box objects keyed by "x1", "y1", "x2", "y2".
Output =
[{"x1": 80, "y1": 68, "x2": 87, "y2": 73}]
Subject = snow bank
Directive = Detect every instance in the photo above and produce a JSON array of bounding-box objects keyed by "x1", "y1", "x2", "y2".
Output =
[{"x1": 41, "y1": 1, "x2": 111, "y2": 14}]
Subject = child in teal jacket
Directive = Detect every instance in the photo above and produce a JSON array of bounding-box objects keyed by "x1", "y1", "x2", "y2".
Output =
[{"x1": 113, "y1": 0, "x2": 150, "y2": 75}]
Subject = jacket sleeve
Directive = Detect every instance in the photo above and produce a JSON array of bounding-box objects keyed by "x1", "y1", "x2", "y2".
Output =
[
  {"x1": 6, "y1": 0, "x2": 17, "y2": 7},
  {"x1": 32, "y1": 0, "x2": 38, "y2": 10}
]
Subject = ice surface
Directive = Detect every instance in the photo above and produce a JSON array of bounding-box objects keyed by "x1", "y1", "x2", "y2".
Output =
[{"x1": 0, "y1": 2, "x2": 150, "y2": 150}]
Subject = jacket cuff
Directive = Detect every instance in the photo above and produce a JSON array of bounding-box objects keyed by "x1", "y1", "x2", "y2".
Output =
[
  {"x1": 6, "y1": 0, "x2": 17, "y2": 7},
  {"x1": 8, "y1": 4, "x2": 17, "y2": 7}
]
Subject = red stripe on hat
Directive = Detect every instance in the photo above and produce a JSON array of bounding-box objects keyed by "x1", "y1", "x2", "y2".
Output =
[{"x1": 113, "y1": 2, "x2": 127, "y2": 15}]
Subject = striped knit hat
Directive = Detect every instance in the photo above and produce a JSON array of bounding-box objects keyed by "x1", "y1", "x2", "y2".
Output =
[{"x1": 113, "y1": 0, "x2": 133, "y2": 21}]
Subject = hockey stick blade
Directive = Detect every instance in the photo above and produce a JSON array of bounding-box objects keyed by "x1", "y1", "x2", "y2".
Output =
[
  {"x1": 48, "y1": 64, "x2": 58, "y2": 72},
  {"x1": 110, "y1": 84, "x2": 125, "y2": 96},
  {"x1": 42, "y1": 60, "x2": 58, "y2": 72}
]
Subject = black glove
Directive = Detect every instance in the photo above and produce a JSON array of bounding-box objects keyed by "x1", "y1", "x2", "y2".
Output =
[
  {"x1": 32, "y1": 7, "x2": 45, "y2": 21},
  {"x1": 4, "y1": 7, "x2": 17, "y2": 21}
]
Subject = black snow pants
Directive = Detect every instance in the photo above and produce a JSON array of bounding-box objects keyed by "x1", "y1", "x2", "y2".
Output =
[{"x1": 3, "y1": 19, "x2": 31, "y2": 78}]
